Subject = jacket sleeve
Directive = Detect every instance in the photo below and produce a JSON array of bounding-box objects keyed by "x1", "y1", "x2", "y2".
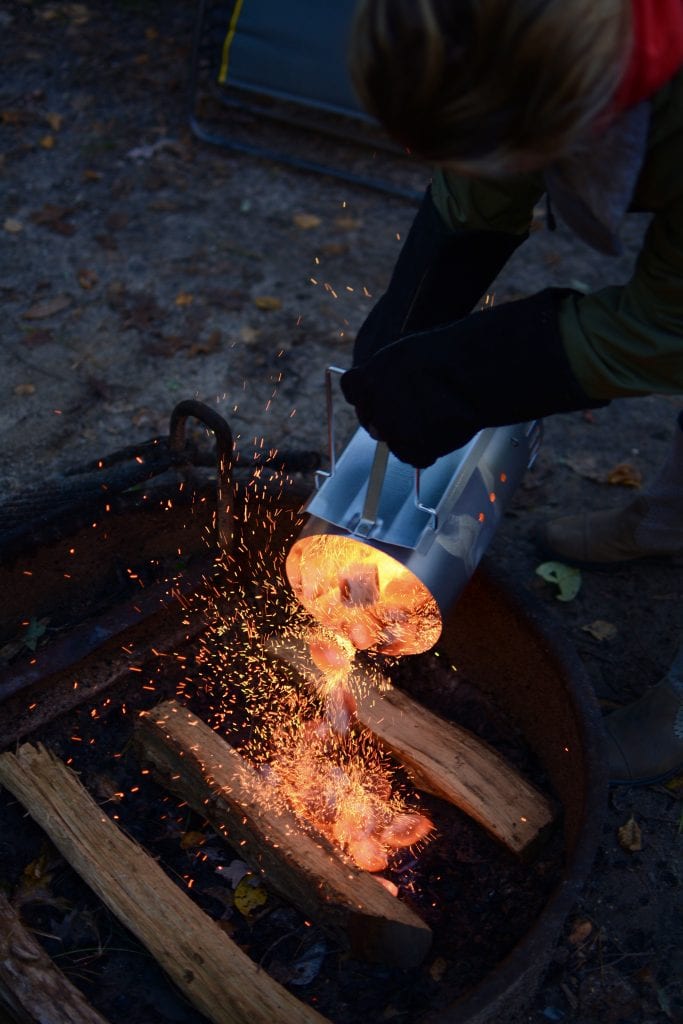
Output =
[
  {"x1": 558, "y1": 199, "x2": 683, "y2": 399},
  {"x1": 431, "y1": 167, "x2": 545, "y2": 235}
]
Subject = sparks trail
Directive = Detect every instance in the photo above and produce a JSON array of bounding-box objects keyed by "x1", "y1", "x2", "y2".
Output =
[{"x1": 188, "y1": 463, "x2": 434, "y2": 880}]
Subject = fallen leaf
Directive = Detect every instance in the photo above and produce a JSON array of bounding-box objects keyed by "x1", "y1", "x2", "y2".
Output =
[
  {"x1": 289, "y1": 940, "x2": 327, "y2": 986},
  {"x1": 320, "y1": 241, "x2": 348, "y2": 257},
  {"x1": 77, "y1": 268, "x2": 98, "y2": 290},
  {"x1": 180, "y1": 830, "x2": 207, "y2": 850},
  {"x1": 568, "y1": 918, "x2": 593, "y2": 945},
  {"x1": 535, "y1": 561, "x2": 582, "y2": 602},
  {"x1": 293, "y1": 212, "x2": 322, "y2": 230},
  {"x1": 31, "y1": 203, "x2": 76, "y2": 236},
  {"x1": 617, "y1": 814, "x2": 642, "y2": 852},
  {"x1": 607, "y1": 462, "x2": 642, "y2": 488},
  {"x1": 562, "y1": 454, "x2": 603, "y2": 483},
  {"x1": 82, "y1": 168, "x2": 103, "y2": 182},
  {"x1": 217, "y1": 859, "x2": 250, "y2": 889},
  {"x1": 187, "y1": 331, "x2": 222, "y2": 357},
  {"x1": 334, "y1": 216, "x2": 362, "y2": 230},
  {"x1": 253, "y1": 295, "x2": 282, "y2": 311},
  {"x1": 429, "y1": 956, "x2": 448, "y2": 981},
  {"x1": 581, "y1": 620, "x2": 618, "y2": 641},
  {"x1": 233, "y1": 874, "x2": 267, "y2": 917},
  {"x1": 1, "y1": 109, "x2": 26, "y2": 126},
  {"x1": 23, "y1": 294, "x2": 72, "y2": 319},
  {"x1": 46, "y1": 112, "x2": 63, "y2": 131},
  {"x1": 14, "y1": 383, "x2": 36, "y2": 397},
  {"x1": 4, "y1": 218, "x2": 23, "y2": 233},
  {"x1": 40, "y1": 133, "x2": 55, "y2": 149},
  {"x1": 175, "y1": 291, "x2": 194, "y2": 307},
  {"x1": 240, "y1": 325, "x2": 260, "y2": 344}
]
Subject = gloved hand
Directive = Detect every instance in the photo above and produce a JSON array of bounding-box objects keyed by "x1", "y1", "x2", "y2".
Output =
[
  {"x1": 342, "y1": 288, "x2": 608, "y2": 468},
  {"x1": 354, "y1": 186, "x2": 528, "y2": 365}
]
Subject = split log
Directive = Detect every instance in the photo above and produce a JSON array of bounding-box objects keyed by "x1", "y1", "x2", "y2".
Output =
[
  {"x1": 136, "y1": 700, "x2": 432, "y2": 969},
  {"x1": 0, "y1": 744, "x2": 329, "y2": 1024},
  {"x1": 0, "y1": 891, "x2": 110, "y2": 1024},
  {"x1": 265, "y1": 635, "x2": 555, "y2": 857}
]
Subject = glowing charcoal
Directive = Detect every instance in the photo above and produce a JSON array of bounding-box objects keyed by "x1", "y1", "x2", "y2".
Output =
[{"x1": 339, "y1": 563, "x2": 380, "y2": 606}]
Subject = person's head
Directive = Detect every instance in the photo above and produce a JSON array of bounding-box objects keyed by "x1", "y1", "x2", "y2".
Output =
[{"x1": 349, "y1": 0, "x2": 631, "y2": 175}]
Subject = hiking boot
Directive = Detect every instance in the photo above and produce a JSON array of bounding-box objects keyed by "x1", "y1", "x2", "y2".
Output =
[
  {"x1": 605, "y1": 679, "x2": 683, "y2": 785},
  {"x1": 538, "y1": 413, "x2": 683, "y2": 564}
]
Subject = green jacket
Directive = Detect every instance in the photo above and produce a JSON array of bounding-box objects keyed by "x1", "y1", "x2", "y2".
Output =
[{"x1": 430, "y1": 69, "x2": 683, "y2": 401}]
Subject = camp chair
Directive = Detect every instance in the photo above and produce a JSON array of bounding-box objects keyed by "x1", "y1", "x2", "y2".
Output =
[{"x1": 189, "y1": 0, "x2": 421, "y2": 201}]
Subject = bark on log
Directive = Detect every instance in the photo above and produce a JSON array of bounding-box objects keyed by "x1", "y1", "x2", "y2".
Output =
[
  {"x1": 0, "y1": 744, "x2": 329, "y2": 1024},
  {"x1": 0, "y1": 891, "x2": 110, "y2": 1024},
  {"x1": 265, "y1": 636, "x2": 555, "y2": 857},
  {"x1": 135, "y1": 700, "x2": 432, "y2": 969}
]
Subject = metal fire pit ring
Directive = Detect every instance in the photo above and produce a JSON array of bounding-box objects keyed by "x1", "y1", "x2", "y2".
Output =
[{"x1": 0, "y1": 466, "x2": 606, "y2": 1024}]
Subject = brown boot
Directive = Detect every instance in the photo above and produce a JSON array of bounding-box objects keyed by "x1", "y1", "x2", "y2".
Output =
[
  {"x1": 538, "y1": 414, "x2": 683, "y2": 564},
  {"x1": 605, "y1": 678, "x2": 683, "y2": 785}
]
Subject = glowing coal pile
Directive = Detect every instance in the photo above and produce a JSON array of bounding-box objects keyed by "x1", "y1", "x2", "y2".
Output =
[{"x1": 286, "y1": 534, "x2": 442, "y2": 656}]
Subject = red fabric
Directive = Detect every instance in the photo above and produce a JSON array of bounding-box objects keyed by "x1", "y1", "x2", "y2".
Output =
[{"x1": 611, "y1": 0, "x2": 683, "y2": 113}]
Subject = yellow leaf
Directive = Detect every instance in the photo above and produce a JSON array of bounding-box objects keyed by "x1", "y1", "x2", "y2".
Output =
[
  {"x1": 46, "y1": 112, "x2": 63, "y2": 132},
  {"x1": 581, "y1": 620, "x2": 618, "y2": 641},
  {"x1": 617, "y1": 814, "x2": 642, "y2": 852},
  {"x1": 253, "y1": 295, "x2": 282, "y2": 311},
  {"x1": 40, "y1": 134, "x2": 55, "y2": 150},
  {"x1": 293, "y1": 212, "x2": 322, "y2": 230},
  {"x1": 179, "y1": 830, "x2": 207, "y2": 850},
  {"x1": 175, "y1": 292, "x2": 194, "y2": 307},
  {"x1": 14, "y1": 384, "x2": 36, "y2": 397},
  {"x1": 607, "y1": 462, "x2": 642, "y2": 488},
  {"x1": 234, "y1": 875, "x2": 267, "y2": 917},
  {"x1": 4, "y1": 218, "x2": 23, "y2": 234}
]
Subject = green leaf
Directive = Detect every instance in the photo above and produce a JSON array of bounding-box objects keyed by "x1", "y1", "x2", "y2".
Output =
[
  {"x1": 535, "y1": 562, "x2": 581, "y2": 602},
  {"x1": 23, "y1": 617, "x2": 49, "y2": 651}
]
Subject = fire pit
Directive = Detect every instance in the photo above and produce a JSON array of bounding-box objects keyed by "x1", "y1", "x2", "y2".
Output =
[{"x1": 0, "y1": 413, "x2": 606, "y2": 1024}]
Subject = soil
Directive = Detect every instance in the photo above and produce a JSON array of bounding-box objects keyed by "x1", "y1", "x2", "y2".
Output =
[{"x1": 1, "y1": 2, "x2": 682, "y2": 1023}]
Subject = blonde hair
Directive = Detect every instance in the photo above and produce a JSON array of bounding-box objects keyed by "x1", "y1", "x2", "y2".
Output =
[{"x1": 349, "y1": 0, "x2": 632, "y2": 174}]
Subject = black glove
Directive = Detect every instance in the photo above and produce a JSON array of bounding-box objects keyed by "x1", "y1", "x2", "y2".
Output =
[
  {"x1": 354, "y1": 186, "x2": 527, "y2": 365},
  {"x1": 342, "y1": 288, "x2": 609, "y2": 468}
]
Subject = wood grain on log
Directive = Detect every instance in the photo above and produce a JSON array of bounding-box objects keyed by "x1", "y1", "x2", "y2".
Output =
[
  {"x1": 136, "y1": 700, "x2": 432, "y2": 969},
  {"x1": 265, "y1": 635, "x2": 555, "y2": 857},
  {"x1": 0, "y1": 890, "x2": 110, "y2": 1024},
  {"x1": 0, "y1": 743, "x2": 329, "y2": 1024}
]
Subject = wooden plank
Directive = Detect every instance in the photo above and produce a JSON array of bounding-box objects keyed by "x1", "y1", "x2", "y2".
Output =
[
  {"x1": 0, "y1": 891, "x2": 110, "y2": 1024},
  {"x1": 265, "y1": 636, "x2": 555, "y2": 857},
  {"x1": 0, "y1": 744, "x2": 329, "y2": 1024},
  {"x1": 135, "y1": 700, "x2": 432, "y2": 969}
]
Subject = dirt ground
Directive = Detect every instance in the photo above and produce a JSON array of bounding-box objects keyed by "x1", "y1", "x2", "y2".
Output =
[{"x1": 1, "y1": 2, "x2": 682, "y2": 1022}]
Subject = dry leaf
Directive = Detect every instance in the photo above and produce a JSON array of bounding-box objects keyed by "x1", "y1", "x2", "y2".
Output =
[
  {"x1": 233, "y1": 874, "x2": 267, "y2": 917},
  {"x1": 581, "y1": 620, "x2": 618, "y2": 641},
  {"x1": 253, "y1": 295, "x2": 282, "y2": 311},
  {"x1": 568, "y1": 918, "x2": 593, "y2": 945},
  {"x1": 320, "y1": 241, "x2": 348, "y2": 257},
  {"x1": 14, "y1": 383, "x2": 36, "y2": 396},
  {"x1": 334, "y1": 216, "x2": 362, "y2": 230},
  {"x1": 180, "y1": 830, "x2": 207, "y2": 850},
  {"x1": 83, "y1": 168, "x2": 103, "y2": 182},
  {"x1": 46, "y1": 112, "x2": 63, "y2": 131},
  {"x1": 429, "y1": 957, "x2": 448, "y2": 982},
  {"x1": 240, "y1": 325, "x2": 260, "y2": 344},
  {"x1": 535, "y1": 561, "x2": 582, "y2": 602},
  {"x1": 40, "y1": 134, "x2": 55, "y2": 149},
  {"x1": 175, "y1": 291, "x2": 194, "y2": 307},
  {"x1": 23, "y1": 294, "x2": 72, "y2": 319},
  {"x1": 607, "y1": 463, "x2": 642, "y2": 488},
  {"x1": 617, "y1": 814, "x2": 642, "y2": 852},
  {"x1": 4, "y1": 218, "x2": 23, "y2": 233},
  {"x1": 293, "y1": 212, "x2": 322, "y2": 229},
  {"x1": 77, "y1": 268, "x2": 98, "y2": 290}
]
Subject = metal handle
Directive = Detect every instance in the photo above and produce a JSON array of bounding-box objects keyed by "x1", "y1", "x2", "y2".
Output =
[
  {"x1": 354, "y1": 441, "x2": 390, "y2": 537},
  {"x1": 315, "y1": 365, "x2": 348, "y2": 489}
]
